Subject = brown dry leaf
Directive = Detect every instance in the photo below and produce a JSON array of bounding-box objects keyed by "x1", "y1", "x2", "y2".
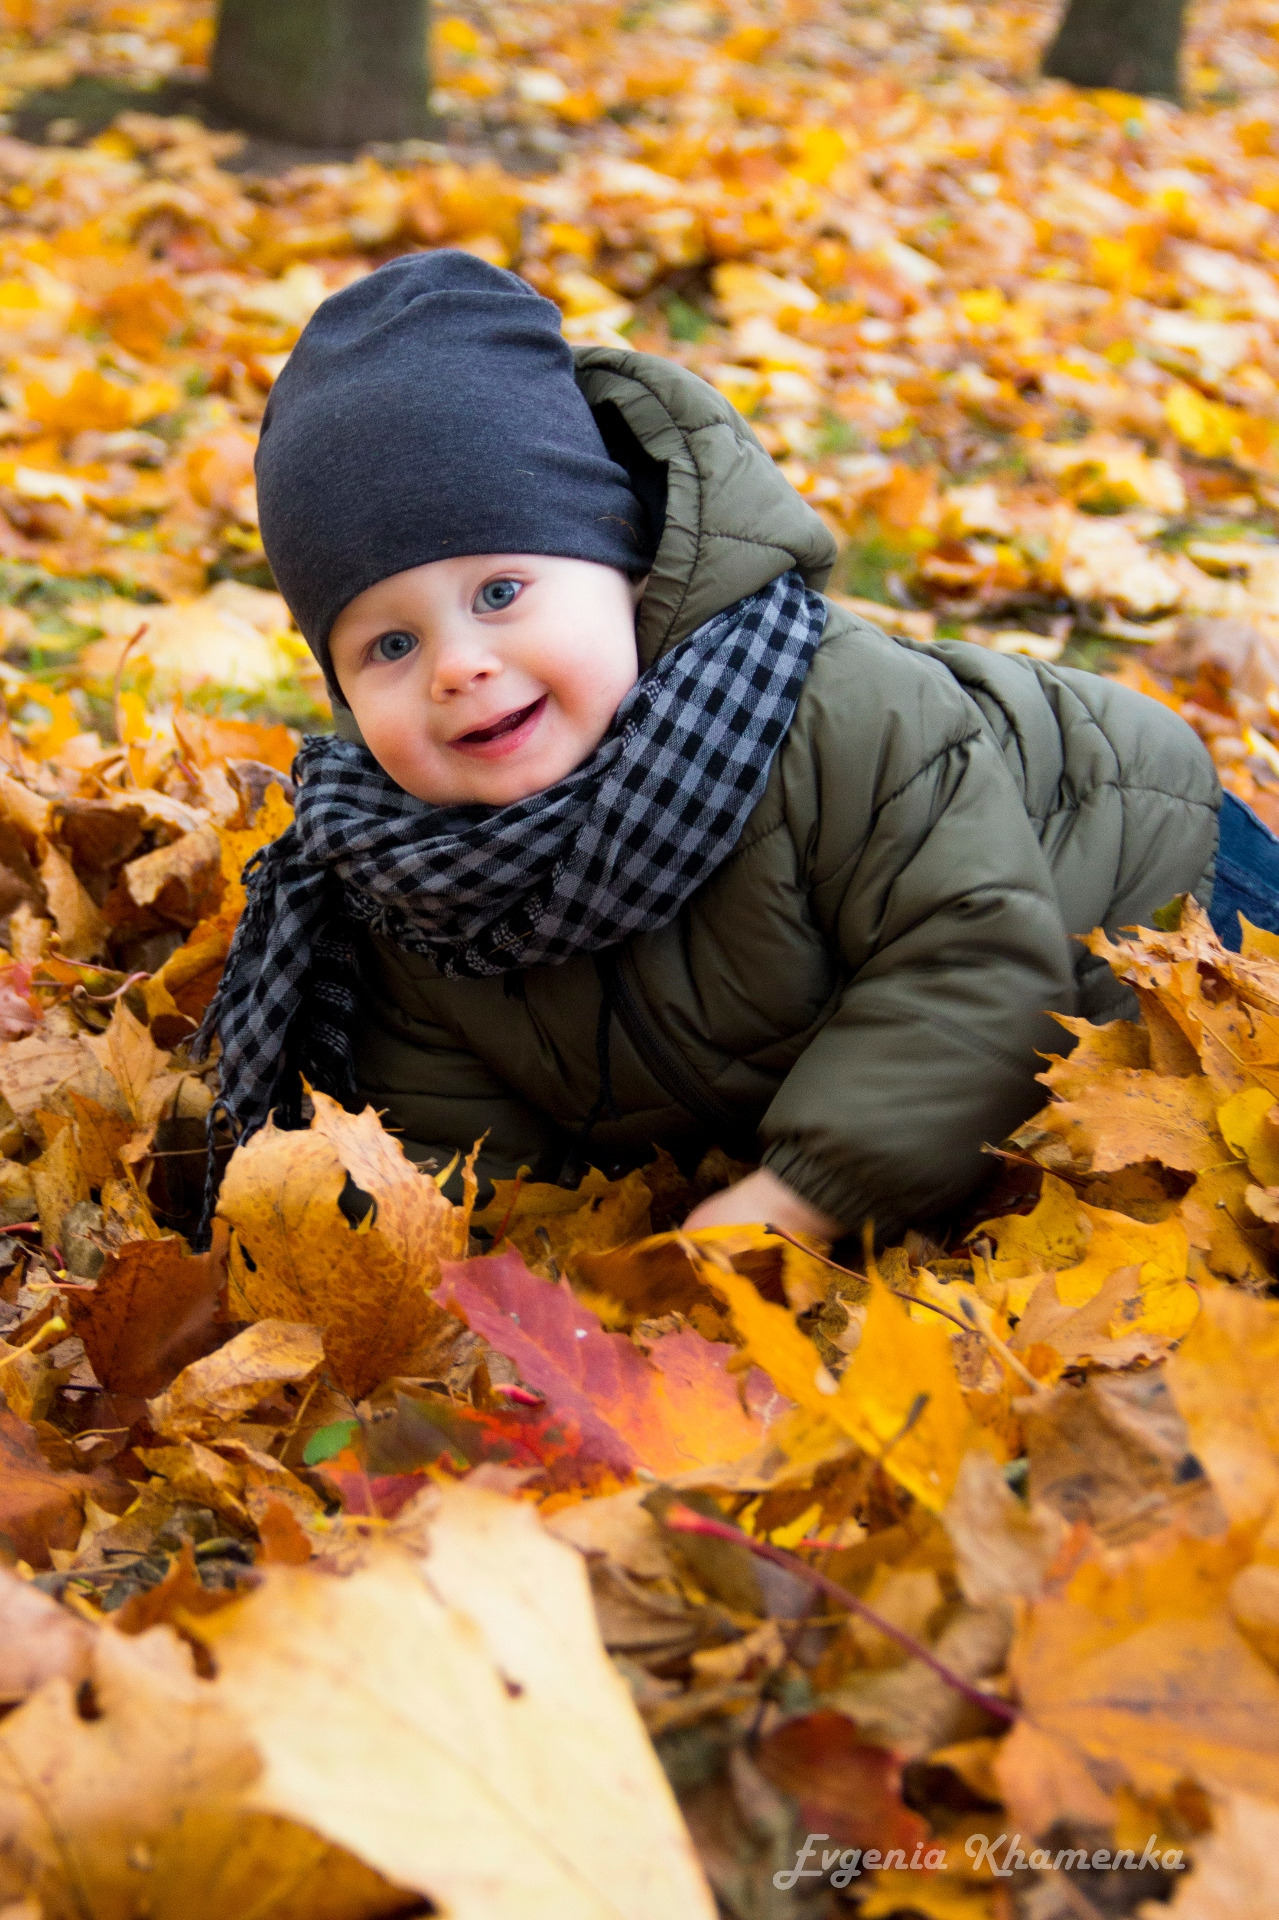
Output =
[
  {"x1": 108, "y1": 1540, "x2": 238, "y2": 1635},
  {"x1": 0, "y1": 1412, "x2": 105, "y2": 1569},
  {"x1": 0, "y1": 1029, "x2": 97, "y2": 1130},
  {"x1": 476, "y1": 1166, "x2": 653, "y2": 1272},
  {"x1": 56, "y1": 1092, "x2": 135, "y2": 1192},
  {"x1": 0, "y1": 775, "x2": 51, "y2": 846},
  {"x1": 579, "y1": 1221, "x2": 832, "y2": 1323},
  {"x1": 1180, "y1": 1163, "x2": 1272, "y2": 1287},
  {"x1": 148, "y1": 1320, "x2": 323, "y2": 1442},
  {"x1": 828, "y1": 1602, "x2": 1013, "y2": 1759},
  {"x1": 217, "y1": 1092, "x2": 473, "y2": 1400},
  {"x1": 0, "y1": 1566, "x2": 92, "y2": 1706},
  {"x1": 100, "y1": 1173, "x2": 165, "y2": 1243},
  {"x1": 84, "y1": 1001, "x2": 187, "y2": 1128},
  {"x1": 0, "y1": 1329, "x2": 69, "y2": 1426},
  {"x1": 201, "y1": 1485, "x2": 717, "y2": 1918},
  {"x1": 122, "y1": 823, "x2": 222, "y2": 924},
  {"x1": 943, "y1": 1450, "x2": 1067, "y2": 1608},
  {"x1": 1011, "y1": 1527, "x2": 1279, "y2": 1802},
  {"x1": 0, "y1": 1626, "x2": 414, "y2": 1920},
  {"x1": 255, "y1": 1494, "x2": 314, "y2": 1567},
  {"x1": 0, "y1": 1159, "x2": 34, "y2": 1227},
  {"x1": 1040, "y1": 1067, "x2": 1229, "y2": 1175},
  {"x1": 1166, "y1": 1288, "x2": 1279, "y2": 1526},
  {"x1": 992, "y1": 1717, "x2": 1116, "y2": 1837},
  {"x1": 64, "y1": 1223, "x2": 228, "y2": 1398},
  {"x1": 53, "y1": 798, "x2": 145, "y2": 875},
  {"x1": 1010, "y1": 1264, "x2": 1176, "y2": 1375},
  {"x1": 28, "y1": 1119, "x2": 88, "y2": 1250},
  {"x1": 1139, "y1": 1791, "x2": 1279, "y2": 1918},
  {"x1": 1025, "y1": 1371, "x2": 1227, "y2": 1546},
  {"x1": 37, "y1": 844, "x2": 104, "y2": 962},
  {"x1": 134, "y1": 1436, "x2": 324, "y2": 1535},
  {"x1": 544, "y1": 1486, "x2": 675, "y2": 1580}
]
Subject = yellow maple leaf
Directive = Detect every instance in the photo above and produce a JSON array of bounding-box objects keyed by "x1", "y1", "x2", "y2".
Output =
[{"x1": 691, "y1": 1249, "x2": 975, "y2": 1512}]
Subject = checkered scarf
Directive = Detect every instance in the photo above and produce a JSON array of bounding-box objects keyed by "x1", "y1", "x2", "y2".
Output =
[{"x1": 199, "y1": 569, "x2": 826, "y2": 1143}]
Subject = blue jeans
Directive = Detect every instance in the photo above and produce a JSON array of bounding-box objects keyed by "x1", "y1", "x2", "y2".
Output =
[{"x1": 1208, "y1": 790, "x2": 1279, "y2": 950}]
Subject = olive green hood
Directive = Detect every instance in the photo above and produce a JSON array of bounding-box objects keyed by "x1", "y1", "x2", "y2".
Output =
[{"x1": 574, "y1": 346, "x2": 837, "y2": 665}]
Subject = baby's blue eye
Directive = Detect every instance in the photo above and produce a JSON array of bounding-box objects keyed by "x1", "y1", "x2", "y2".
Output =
[
  {"x1": 477, "y1": 578, "x2": 520, "y2": 612},
  {"x1": 374, "y1": 630, "x2": 417, "y2": 662}
]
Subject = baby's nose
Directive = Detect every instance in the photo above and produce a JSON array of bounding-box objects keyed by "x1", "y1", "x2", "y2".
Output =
[{"x1": 431, "y1": 644, "x2": 499, "y2": 698}]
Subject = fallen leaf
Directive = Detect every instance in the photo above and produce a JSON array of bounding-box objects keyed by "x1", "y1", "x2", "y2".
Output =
[
  {"x1": 991, "y1": 1716, "x2": 1116, "y2": 1838},
  {"x1": 544, "y1": 1485, "x2": 675, "y2": 1579},
  {"x1": 38, "y1": 844, "x2": 104, "y2": 961},
  {"x1": 201, "y1": 1487, "x2": 718, "y2": 1917},
  {"x1": 1009, "y1": 1264, "x2": 1178, "y2": 1375},
  {"x1": 475, "y1": 1164, "x2": 653, "y2": 1270},
  {"x1": 1041, "y1": 1068, "x2": 1228, "y2": 1174},
  {"x1": 122, "y1": 823, "x2": 222, "y2": 926},
  {"x1": 754, "y1": 1709, "x2": 928, "y2": 1854},
  {"x1": 64, "y1": 1223, "x2": 228, "y2": 1398},
  {"x1": 1142, "y1": 1790, "x2": 1279, "y2": 1918},
  {"x1": 255, "y1": 1494, "x2": 314, "y2": 1567},
  {"x1": 0, "y1": 1565, "x2": 92, "y2": 1705},
  {"x1": 218, "y1": 1093, "x2": 471, "y2": 1400},
  {"x1": 1167, "y1": 1288, "x2": 1279, "y2": 1526},
  {"x1": 147, "y1": 1320, "x2": 323, "y2": 1441},
  {"x1": 691, "y1": 1248, "x2": 973, "y2": 1512},
  {"x1": 984, "y1": 1173, "x2": 1198, "y2": 1332},
  {"x1": 943, "y1": 1450, "x2": 1066, "y2": 1607},
  {"x1": 110, "y1": 1539, "x2": 238, "y2": 1634},
  {"x1": 0, "y1": 1028, "x2": 95, "y2": 1130},
  {"x1": 0, "y1": 1625, "x2": 413, "y2": 1919},
  {"x1": 1025, "y1": 1370, "x2": 1227, "y2": 1545},
  {"x1": 1011, "y1": 1527, "x2": 1279, "y2": 1801},
  {"x1": 437, "y1": 1249, "x2": 768, "y2": 1476},
  {"x1": 28, "y1": 1117, "x2": 88, "y2": 1249},
  {"x1": 84, "y1": 1001, "x2": 186, "y2": 1128},
  {"x1": 0, "y1": 1412, "x2": 102, "y2": 1568}
]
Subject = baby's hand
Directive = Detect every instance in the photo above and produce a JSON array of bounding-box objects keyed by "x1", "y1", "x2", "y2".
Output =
[{"x1": 682, "y1": 1166, "x2": 841, "y2": 1242}]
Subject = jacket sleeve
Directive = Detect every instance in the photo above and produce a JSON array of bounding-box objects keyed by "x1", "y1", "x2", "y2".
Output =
[{"x1": 757, "y1": 716, "x2": 1077, "y2": 1239}]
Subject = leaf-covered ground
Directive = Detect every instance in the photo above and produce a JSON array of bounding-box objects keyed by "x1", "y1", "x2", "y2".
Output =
[{"x1": 4, "y1": 3, "x2": 1279, "y2": 1917}]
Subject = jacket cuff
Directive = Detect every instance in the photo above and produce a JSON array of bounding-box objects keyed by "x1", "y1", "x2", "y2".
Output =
[{"x1": 758, "y1": 1141, "x2": 857, "y2": 1236}]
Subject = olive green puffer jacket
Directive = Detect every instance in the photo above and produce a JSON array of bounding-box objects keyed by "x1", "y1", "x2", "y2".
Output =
[{"x1": 337, "y1": 348, "x2": 1221, "y2": 1237}]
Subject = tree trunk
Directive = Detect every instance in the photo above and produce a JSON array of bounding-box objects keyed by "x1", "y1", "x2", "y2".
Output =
[
  {"x1": 1042, "y1": 0, "x2": 1187, "y2": 103},
  {"x1": 210, "y1": 0, "x2": 432, "y2": 148}
]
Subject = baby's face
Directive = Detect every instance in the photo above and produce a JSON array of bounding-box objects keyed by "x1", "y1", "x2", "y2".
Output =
[{"x1": 328, "y1": 554, "x2": 643, "y2": 805}]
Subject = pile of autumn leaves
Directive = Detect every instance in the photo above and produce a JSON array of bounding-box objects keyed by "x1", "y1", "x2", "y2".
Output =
[{"x1": 0, "y1": 726, "x2": 1275, "y2": 1915}]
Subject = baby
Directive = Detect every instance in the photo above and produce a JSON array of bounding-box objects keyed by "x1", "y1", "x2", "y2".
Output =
[{"x1": 205, "y1": 248, "x2": 1228, "y2": 1245}]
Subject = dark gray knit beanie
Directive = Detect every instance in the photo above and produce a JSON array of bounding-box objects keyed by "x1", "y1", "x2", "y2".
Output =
[{"x1": 255, "y1": 250, "x2": 653, "y2": 688}]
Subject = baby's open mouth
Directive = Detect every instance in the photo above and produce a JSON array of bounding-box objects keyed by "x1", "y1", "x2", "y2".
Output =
[{"x1": 452, "y1": 694, "x2": 547, "y2": 749}]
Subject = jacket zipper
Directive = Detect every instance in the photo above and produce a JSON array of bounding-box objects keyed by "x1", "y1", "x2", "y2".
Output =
[{"x1": 596, "y1": 949, "x2": 748, "y2": 1136}]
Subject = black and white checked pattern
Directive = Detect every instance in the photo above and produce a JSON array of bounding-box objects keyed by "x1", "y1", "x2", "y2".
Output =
[{"x1": 199, "y1": 569, "x2": 826, "y2": 1139}]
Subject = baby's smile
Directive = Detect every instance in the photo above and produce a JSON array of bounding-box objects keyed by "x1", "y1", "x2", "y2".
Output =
[{"x1": 449, "y1": 693, "x2": 549, "y2": 760}]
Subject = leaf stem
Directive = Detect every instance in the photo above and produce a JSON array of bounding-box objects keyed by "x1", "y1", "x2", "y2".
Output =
[
  {"x1": 0, "y1": 1312, "x2": 66, "y2": 1371},
  {"x1": 663, "y1": 1503, "x2": 1017, "y2": 1725},
  {"x1": 764, "y1": 1221, "x2": 1047, "y2": 1394}
]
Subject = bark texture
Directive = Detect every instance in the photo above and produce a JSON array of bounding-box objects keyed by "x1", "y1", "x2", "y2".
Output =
[
  {"x1": 210, "y1": 0, "x2": 432, "y2": 147},
  {"x1": 1042, "y1": 0, "x2": 1187, "y2": 102}
]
